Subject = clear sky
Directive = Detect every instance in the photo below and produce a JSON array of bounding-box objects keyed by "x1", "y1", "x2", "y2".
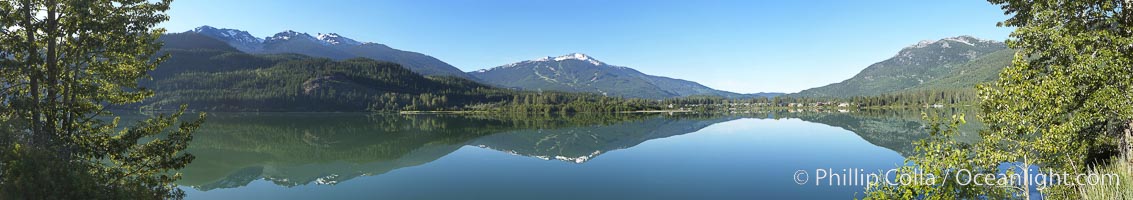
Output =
[{"x1": 160, "y1": 0, "x2": 1014, "y2": 93}]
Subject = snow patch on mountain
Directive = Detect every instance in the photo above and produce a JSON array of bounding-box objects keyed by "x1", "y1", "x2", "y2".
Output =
[
  {"x1": 189, "y1": 26, "x2": 266, "y2": 52},
  {"x1": 533, "y1": 56, "x2": 554, "y2": 62},
  {"x1": 266, "y1": 30, "x2": 317, "y2": 43},
  {"x1": 192, "y1": 26, "x2": 366, "y2": 47},
  {"x1": 488, "y1": 53, "x2": 606, "y2": 71},
  {"x1": 913, "y1": 40, "x2": 935, "y2": 48},
  {"x1": 316, "y1": 33, "x2": 363, "y2": 46},
  {"x1": 943, "y1": 37, "x2": 974, "y2": 46},
  {"x1": 907, "y1": 35, "x2": 999, "y2": 50},
  {"x1": 553, "y1": 53, "x2": 603, "y2": 65},
  {"x1": 553, "y1": 53, "x2": 589, "y2": 61},
  {"x1": 191, "y1": 26, "x2": 264, "y2": 44}
]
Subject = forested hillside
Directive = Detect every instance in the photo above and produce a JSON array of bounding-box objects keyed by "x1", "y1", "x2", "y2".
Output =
[
  {"x1": 189, "y1": 26, "x2": 476, "y2": 79},
  {"x1": 144, "y1": 33, "x2": 658, "y2": 112},
  {"x1": 794, "y1": 36, "x2": 1011, "y2": 98},
  {"x1": 470, "y1": 53, "x2": 773, "y2": 99}
]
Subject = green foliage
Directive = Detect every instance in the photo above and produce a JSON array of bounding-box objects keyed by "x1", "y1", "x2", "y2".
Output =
[
  {"x1": 473, "y1": 92, "x2": 659, "y2": 113},
  {"x1": 1, "y1": 108, "x2": 204, "y2": 199},
  {"x1": 0, "y1": 0, "x2": 205, "y2": 199},
  {"x1": 0, "y1": 145, "x2": 105, "y2": 199},
  {"x1": 866, "y1": 1, "x2": 1133, "y2": 199},
  {"x1": 658, "y1": 90, "x2": 978, "y2": 110},
  {"x1": 863, "y1": 114, "x2": 1015, "y2": 199},
  {"x1": 978, "y1": 0, "x2": 1133, "y2": 197},
  {"x1": 846, "y1": 89, "x2": 981, "y2": 108}
]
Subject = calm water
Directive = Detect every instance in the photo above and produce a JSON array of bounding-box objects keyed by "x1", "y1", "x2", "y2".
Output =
[{"x1": 173, "y1": 110, "x2": 980, "y2": 199}]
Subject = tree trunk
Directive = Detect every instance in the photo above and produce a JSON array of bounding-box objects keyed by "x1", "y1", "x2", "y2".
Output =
[
  {"x1": 1125, "y1": 120, "x2": 1132, "y2": 158},
  {"x1": 22, "y1": 0, "x2": 44, "y2": 148},
  {"x1": 44, "y1": 0, "x2": 59, "y2": 150}
]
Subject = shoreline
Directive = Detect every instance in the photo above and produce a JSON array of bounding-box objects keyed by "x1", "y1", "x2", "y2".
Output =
[
  {"x1": 617, "y1": 110, "x2": 694, "y2": 113},
  {"x1": 399, "y1": 110, "x2": 696, "y2": 114}
]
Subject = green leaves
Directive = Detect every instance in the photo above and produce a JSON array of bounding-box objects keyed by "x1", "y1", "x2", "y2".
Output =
[
  {"x1": 864, "y1": 113, "x2": 1013, "y2": 199},
  {"x1": 1, "y1": 0, "x2": 207, "y2": 199},
  {"x1": 867, "y1": 1, "x2": 1132, "y2": 198},
  {"x1": 980, "y1": 0, "x2": 1133, "y2": 195}
]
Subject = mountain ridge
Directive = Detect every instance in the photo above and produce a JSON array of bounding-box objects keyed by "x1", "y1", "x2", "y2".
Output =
[
  {"x1": 186, "y1": 25, "x2": 475, "y2": 79},
  {"x1": 470, "y1": 53, "x2": 773, "y2": 99},
  {"x1": 149, "y1": 32, "x2": 508, "y2": 111},
  {"x1": 793, "y1": 35, "x2": 1011, "y2": 97}
]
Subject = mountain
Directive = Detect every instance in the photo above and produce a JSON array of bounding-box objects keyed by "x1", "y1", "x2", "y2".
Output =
[
  {"x1": 779, "y1": 110, "x2": 982, "y2": 157},
  {"x1": 470, "y1": 53, "x2": 761, "y2": 99},
  {"x1": 907, "y1": 48, "x2": 1014, "y2": 91},
  {"x1": 189, "y1": 26, "x2": 264, "y2": 53},
  {"x1": 794, "y1": 36, "x2": 1012, "y2": 97},
  {"x1": 259, "y1": 30, "x2": 356, "y2": 60},
  {"x1": 186, "y1": 26, "x2": 475, "y2": 79},
  {"x1": 472, "y1": 114, "x2": 740, "y2": 163},
  {"x1": 316, "y1": 33, "x2": 363, "y2": 45},
  {"x1": 158, "y1": 32, "x2": 241, "y2": 52},
  {"x1": 176, "y1": 113, "x2": 736, "y2": 189},
  {"x1": 177, "y1": 113, "x2": 504, "y2": 190},
  {"x1": 149, "y1": 32, "x2": 511, "y2": 111},
  {"x1": 150, "y1": 33, "x2": 657, "y2": 112}
]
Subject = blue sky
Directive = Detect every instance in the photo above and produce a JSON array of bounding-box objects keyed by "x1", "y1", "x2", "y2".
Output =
[{"x1": 160, "y1": 0, "x2": 1014, "y2": 93}]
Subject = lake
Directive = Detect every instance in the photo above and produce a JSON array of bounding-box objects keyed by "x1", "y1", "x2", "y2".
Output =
[{"x1": 173, "y1": 109, "x2": 981, "y2": 199}]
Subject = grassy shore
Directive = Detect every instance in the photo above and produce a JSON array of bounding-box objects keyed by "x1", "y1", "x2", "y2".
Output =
[{"x1": 1079, "y1": 151, "x2": 1132, "y2": 199}]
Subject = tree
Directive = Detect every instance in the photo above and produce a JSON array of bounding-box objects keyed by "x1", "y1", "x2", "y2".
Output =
[
  {"x1": 978, "y1": 0, "x2": 1133, "y2": 197},
  {"x1": 867, "y1": 1, "x2": 1132, "y2": 199},
  {"x1": 0, "y1": 0, "x2": 204, "y2": 199},
  {"x1": 865, "y1": 114, "x2": 1016, "y2": 200}
]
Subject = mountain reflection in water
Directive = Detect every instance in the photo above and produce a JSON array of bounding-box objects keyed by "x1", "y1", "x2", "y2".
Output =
[{"x1": 175, "y1": 109, "x2": 980, "y2": 191}]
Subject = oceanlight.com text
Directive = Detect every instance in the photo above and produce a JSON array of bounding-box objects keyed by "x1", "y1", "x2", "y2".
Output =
[{"x1": 794, "y1": 168, "x2": 1121, "y2": 187}]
